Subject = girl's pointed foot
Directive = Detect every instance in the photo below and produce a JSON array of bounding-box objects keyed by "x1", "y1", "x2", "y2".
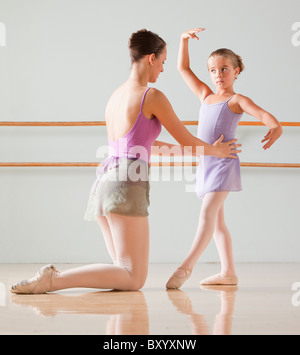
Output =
[{"x1": 166, "y1": 266, "x2": 192, "y2": 289}]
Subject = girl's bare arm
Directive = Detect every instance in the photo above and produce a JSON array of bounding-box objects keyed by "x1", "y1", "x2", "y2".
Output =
[
  {"x1": 178, "y1": 28, "x2": 213, "y2": 102},
  {"x1": 237, "y1": 94, "x2": 283, "y2": 149}
]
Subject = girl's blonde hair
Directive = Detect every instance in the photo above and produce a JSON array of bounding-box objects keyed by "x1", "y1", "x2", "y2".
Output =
[{"x1": 208, "y1": 48, "x2": 245, "y2": 75}]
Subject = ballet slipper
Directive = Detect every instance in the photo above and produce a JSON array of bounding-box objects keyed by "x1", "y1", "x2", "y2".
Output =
[
  {"x1": 200, "y1": 284, "x2": 239, "y2": 292},
  {"x1": 10, "y1": 264, "x2": 60, "y2": 294},
  {"x1": 200, "y1": 273, "x2": 238, "y2": 286},
  {"x1": 166, "y1": 266, "x2": 192, "y2": 289}
]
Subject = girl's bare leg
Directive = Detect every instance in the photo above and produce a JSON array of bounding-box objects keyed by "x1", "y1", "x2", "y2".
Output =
[
  {"x1": 167, "y1": 192, "x2": 229, "y2": 284},
  {"x1": 180, "y1": 192, "x2": 229, "y2": 271},
  {"x1": 213, "y1": 206, "x2": 237, "y2": 278},
  {"x1": 50, "y1": 213, "x2": 149, "y2": 292}
]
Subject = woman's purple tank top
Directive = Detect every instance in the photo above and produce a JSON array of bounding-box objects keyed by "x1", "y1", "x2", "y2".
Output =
[
  {"x1": 94, "y1": 88, "x2": 162, "y2": 189},
  {"x1": 108, "y1": 87, "x2": 162, "y2": 162}
]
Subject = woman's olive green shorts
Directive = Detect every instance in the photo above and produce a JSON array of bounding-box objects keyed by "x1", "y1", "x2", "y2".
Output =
[{"x1": 84, "y1": 158, "x2": 150, "y2": 220}]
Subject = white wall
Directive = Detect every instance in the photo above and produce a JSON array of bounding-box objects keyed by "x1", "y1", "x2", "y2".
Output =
[{"x1": 0, "y1": 0, "x2": 299, "y2": 263}]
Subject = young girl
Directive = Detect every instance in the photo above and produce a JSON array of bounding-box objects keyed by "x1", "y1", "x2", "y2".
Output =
[{"x1": 166, "y1": 28, "x2": 283, "y2": 289}]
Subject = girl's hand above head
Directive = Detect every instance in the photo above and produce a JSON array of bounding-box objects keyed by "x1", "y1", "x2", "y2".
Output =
[
  {"x1": 181, "y1": 28, "x2": 205, "y2": 40},
  {"x1": 261, "y1": 126, "x2": 283, "y2": 150},
  {"x1": 213, "y1": 135, "x2": 242, "y2": 159}
]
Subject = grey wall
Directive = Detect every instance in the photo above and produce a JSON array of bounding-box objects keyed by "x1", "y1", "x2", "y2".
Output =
[{"x1": 0, "y1": 0, "x2": 299, "y2": 263}]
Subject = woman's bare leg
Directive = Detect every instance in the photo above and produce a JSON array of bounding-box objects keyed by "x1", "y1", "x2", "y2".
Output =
[
  {"x1": 50, "y1": 213, "x2": 149, "y2": 291},
  {"x1": 96, "y1": 215, "x2": 117, "y2": 264}
]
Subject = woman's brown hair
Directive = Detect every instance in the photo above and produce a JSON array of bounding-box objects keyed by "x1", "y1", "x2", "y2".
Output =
[{"x1": 129, "y1": 29, "x2": 166, "y2": 64}]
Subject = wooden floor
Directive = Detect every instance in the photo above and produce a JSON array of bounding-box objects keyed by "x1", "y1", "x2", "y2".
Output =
[{"x1": 0, "y1": 263, "x2": 300, "y2": 335}]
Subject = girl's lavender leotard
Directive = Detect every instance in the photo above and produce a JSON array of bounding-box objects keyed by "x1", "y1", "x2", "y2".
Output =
[
  {"x1": 84, "y1": 88, "x2": 162, "y2": 219},
  {"x1": 195, "y1": 95, "x2": 243, "y2": 199}
]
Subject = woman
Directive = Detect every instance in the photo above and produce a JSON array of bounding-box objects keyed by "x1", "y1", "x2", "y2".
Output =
[{"x1": 11, "y1": 29, "x2": 241, "y2": 294}]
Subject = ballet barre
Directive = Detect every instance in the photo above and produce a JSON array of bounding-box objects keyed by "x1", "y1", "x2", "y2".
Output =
[
  {"x1": 0, "y1": 121, "x2": 299, "y2": 126},
  {"x1": 0, "y1": 121, "x2": 299, "y2": 168},
  {"x1": 0, "y1": 162, "x2": 299, "y2": 168}
]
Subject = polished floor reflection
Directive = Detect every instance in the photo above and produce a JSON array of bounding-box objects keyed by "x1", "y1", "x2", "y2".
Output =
[{"x1": 1, "y1": 263, "x2": 300, "y2": 335}]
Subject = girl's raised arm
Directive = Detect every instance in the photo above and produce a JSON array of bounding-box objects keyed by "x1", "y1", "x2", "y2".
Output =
[{"x1": 178, "y1": 28, "x2": 213, "y2": 102}]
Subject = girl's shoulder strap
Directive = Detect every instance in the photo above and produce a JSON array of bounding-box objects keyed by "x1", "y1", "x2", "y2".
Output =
[{"x1": 226, "y1": 94, "x2": 237, "y2": 102}]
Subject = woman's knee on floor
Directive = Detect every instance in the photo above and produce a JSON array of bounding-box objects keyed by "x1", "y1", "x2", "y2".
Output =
[{"x1": 124, "y1": 266, "x2": 148, "y2": 291}]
